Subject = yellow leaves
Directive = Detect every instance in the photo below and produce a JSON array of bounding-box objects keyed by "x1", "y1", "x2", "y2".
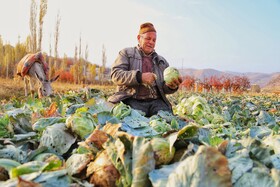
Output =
[{"x1": 43, "y1": 102, "x2": 59, "y2": 117}]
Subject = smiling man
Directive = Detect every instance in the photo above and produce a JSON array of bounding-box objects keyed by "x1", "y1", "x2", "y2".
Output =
[{"x1": 108, "y1": 22, "x2": 182, "y2": 117}]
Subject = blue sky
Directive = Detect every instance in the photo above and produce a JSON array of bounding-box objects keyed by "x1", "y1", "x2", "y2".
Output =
[{"x1": 1, "y1": 0, "x2": 280, "y2": 73}]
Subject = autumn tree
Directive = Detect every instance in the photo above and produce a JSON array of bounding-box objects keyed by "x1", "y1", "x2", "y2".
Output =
[
  {"x1": 14, "y1": 36, "x2": 27, "y2": 63},
  {"x1": 58, "y1": 54, "x2": 73, "y2": 83},
  {"x1": 239, "y1": 76, "x2": 250, "y2": 92},
  {"x1": 231, "y1": 76, "x2": 250, "y2": 93},
  {"x1": 220, "y1": 76, "x2": 231, "y2": 92},
  {"x1": 46, "y1": 34, "x2": 53, "y2": 79},
  {"x1": 0, "y1": 35, "x2": 4, "y2": 75},
  {"x1": 53, "y1": 12, "x2": 61, "y2": 76},
  {"x1": 76, "y1": 34, "x2": 84, "y2": 84},
  {"x1": 59, "y1": 71, "x2": 74, "y2": 83},
  {"x1": 25, "y1": 35, "x2": 32, "y2": 53},
  {"x1": 181, "y1": 75, "x2": 195, "y2": 91},
  {"x1": 99, "y1": 44, "x2": 107, "y2": 85},
  {"x1": 60, "y1": 54, "x2": 68, "y2": 71},
  {"x1": 83, "y1": 44, "x2": 89, "y2": 83},
  {"x1": 29, "y1": 0, "x2": 37, "y2": 53},
  {"x1": 88, "y1": 63, "x2": 97, "y2": 84},
  {"x1": 209, "y1": 75, "x2": 223, "y2": 92},
  {"x1": 77, "y1": 35, "x2": 89, "y2": 84},
  {"x1": 70, "y1": 45, "x2": 79, "y2": 84},
  {"x1": 202, "y1": 77, "x2": 212, "y2": 92},
  {"x1": 37, "y1": 0, "x2": 48, "y2": 51},
  {"x1": 4, "y1": 44, "x2": 15, "y2": 78},
  {"x1": 14, "y1": 37, "x2": 28, "y2": 77}
]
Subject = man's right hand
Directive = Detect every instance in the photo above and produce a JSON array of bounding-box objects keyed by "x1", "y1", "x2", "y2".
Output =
[{"x1": 141, "y1": 72, "x2": 157, "y2": 86}]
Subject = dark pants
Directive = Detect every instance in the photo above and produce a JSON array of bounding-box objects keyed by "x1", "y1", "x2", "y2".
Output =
[{"x1": 123, "y1": 98, "x2": 171, "y2": 117}]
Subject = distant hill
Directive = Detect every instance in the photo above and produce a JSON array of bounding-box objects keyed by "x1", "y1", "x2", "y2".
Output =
[
  {"x1": 179, "y1": 68, "x2": 280, "y2": 88},
  {"x1": 262, "y1": 74, "x2": 280, "y2": 92}
]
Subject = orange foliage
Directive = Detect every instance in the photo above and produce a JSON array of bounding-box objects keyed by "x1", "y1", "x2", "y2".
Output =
[
  {"x1": 180, "y1": 74, "x2": 251, "y2": 93},
  {"x1": 57, "y1": 70, "x2": 74, "y2": 83},
  {"x1": 209, "y1": 76, "x2": 223, "y2": 91},
  {"x1": 43, "y1": 102, "x2": 59, "y2": 117},
  {"x1": 181, "y1": 75, "x2": 195, "y2": 90}
]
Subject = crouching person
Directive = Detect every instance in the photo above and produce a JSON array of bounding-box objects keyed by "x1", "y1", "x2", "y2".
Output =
[{"x1": 108, "y1": 22, "x2": 182, "y2": 117}]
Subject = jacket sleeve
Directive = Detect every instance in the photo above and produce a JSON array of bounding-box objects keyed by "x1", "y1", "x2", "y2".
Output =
[
  {"x1": 111, "y1": 49, "x2": 140, "y2": 86},
  {"x1": 162, "y1": 82, "x2": 179, "y2": 94}
]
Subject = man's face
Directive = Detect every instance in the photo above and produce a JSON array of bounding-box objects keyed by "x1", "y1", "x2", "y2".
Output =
[{"x1": 138, "y1": 32, "x2": 157, "y2": 55}]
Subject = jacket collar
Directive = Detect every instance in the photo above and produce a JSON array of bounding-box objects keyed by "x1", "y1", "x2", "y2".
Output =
[
  {"x1": 137, "y1": 45, "x2": 155, "y2": 57},
  {"x1": 136, "y1": 45, "x2": 159, "y2": 64}
]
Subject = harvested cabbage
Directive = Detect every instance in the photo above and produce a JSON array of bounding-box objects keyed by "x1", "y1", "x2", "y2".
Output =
[{"x1": 163, "y1": 67, "x2": 180, "y2": 84}]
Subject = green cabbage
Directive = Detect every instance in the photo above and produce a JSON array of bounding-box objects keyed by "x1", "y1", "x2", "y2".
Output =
[
  {"x1": 112, "y1": 102, "x2": 131, "y2": 119},
  {"x1": 163, "y1": 67, "x2": 180, "y2": 84},
  {"x1": 39, "y1": 123, "x2": 76, "y2": 155},
  {"x1": 66, "y1": 111, "x2": 96, "y2": 139},
  {"x1": 149, "y1": 118, "x2": 171, "y2": 133},
  {"x1": 32, "y1": 117, "x2": 66, "y2": 132},
  {"x1": 150, "y1": 137, "x2": 175, "y2": 166},
  {"x1": 0, "y1": 114, "x2": 13, "y2": 138},
  {"x1": 149, "y1": 146, "x2": 232, "y2": 187}
]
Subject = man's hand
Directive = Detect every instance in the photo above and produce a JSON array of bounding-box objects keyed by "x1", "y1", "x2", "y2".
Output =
[
  {"x1": 166, "y1": 76, "x2": 182, "y2": 89},
  {"x1": 142, "y1": 72, "x2": 157, "y2": 86}
]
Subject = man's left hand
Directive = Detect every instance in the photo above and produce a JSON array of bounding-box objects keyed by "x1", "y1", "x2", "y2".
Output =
[{"x1": 166, "y1": 76, "x2": 182, "y2": 89}]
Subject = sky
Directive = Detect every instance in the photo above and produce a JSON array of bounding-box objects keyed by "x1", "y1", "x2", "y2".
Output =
[{"x1": 1, "y1": 0, "x2": 280, "y2": 74}]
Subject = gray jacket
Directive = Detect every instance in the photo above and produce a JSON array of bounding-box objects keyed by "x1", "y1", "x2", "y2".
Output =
[{"x1": 108, "y1": 46, "x2": 177, "y2": 109}]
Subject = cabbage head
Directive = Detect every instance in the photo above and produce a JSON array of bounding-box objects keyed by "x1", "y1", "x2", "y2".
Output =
[
  {"x1": 66, "y1": 111, "x2": 96, "y2": 139},
  {"x1": 0, "y1": 114, "x2": 13, "y2": 138},
  {"x1": 150, "y1": 137, "x2": 175, "y2": 166},
  {"x1": 112, "y1": 102, "x2": 131, "y2": 119},
  {"x1": 163, "y1": 67, "x2": 180, "y2": 85},
  {"x1": 149, "y1": 118, "x2": 171, "y2": 133}
]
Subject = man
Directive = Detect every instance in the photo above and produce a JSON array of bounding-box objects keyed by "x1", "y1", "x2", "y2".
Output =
[{"x1": 108, "y1": 22, "x2": 182, "y2": 117}]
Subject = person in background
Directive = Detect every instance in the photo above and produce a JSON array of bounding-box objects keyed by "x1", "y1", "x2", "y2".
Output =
[{"x1": 108, "y1": 22, "x2": 182, "y2": 117}]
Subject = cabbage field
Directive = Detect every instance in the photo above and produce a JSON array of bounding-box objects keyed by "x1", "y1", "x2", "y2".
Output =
[{"x1": 0, "y1": 89, "x2": 279, "y2": 187}]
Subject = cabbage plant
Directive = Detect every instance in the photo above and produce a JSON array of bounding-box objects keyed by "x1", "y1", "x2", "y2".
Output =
[
  {"x1": 66, "y1": 108, "x2": 96, "y2": 139},
  {"x1": 150, "y1": 137, "x2": 175, "y2": 166}
]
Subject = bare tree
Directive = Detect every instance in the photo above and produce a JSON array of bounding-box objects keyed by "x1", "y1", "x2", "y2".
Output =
[
  {"x1": 78, "y1": 34, "x2": 82, "y2": 83},
  {"x1": 37, "y1": 0, "x2": 48, "y2": 51},
  {"x1": 74, "y1": 45, "x2": 78, "y2": 63},
  {"x1": 84, "y1": 44, "x2": 89, "y2": 83},
  {"x1": 49, "y1": 33, "x2": 52, "y2": 57},
  {"x1": 71, "y1": 45, "x2": 79, "y2": 84},
  {"x1": 100, "y1": 44, "x2": 107, "y2": 84},
  {"x1": 0, "y1": 35, "x2": 4, "y2": 73},
  {"x1": 102, "y1": 45, "x2": 107, "y2": 71},
  {"x1": 84, "y1": 44, "x2": 89, "y2": 61},
  {"x1": 79, "y1": 34, "x2": 82, "y2": 60},
  {"x1": 48, "y1": 33, "x2": 55, "y2": 79},
  {"x1": 54, "y1": 12, "x2": 61, "y2": 72},
  {"x1": 29, "y1": 0, "x2": 37, "y2": 53}
]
